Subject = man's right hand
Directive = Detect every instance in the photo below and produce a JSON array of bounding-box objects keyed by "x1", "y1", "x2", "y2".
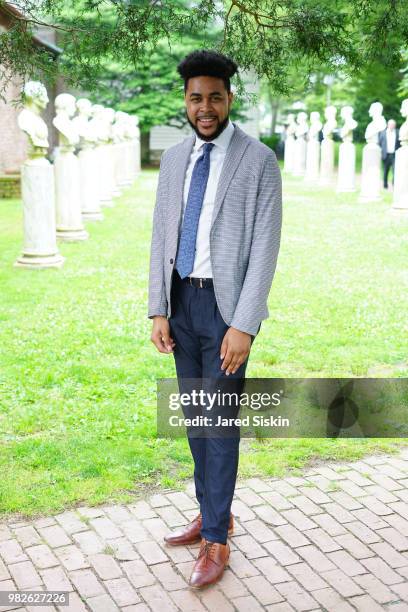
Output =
[{"x1": 150, "y1": 316, "x2": 176, "y2": 354}]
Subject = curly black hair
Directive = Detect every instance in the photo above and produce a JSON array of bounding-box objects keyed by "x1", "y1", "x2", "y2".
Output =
[{"x1": 177, "y1": 50, "x2": 238, "y2": 93}]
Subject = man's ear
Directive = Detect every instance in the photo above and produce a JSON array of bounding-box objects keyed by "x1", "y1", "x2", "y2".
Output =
[{"x1": 228, "y1": 91, "x2": 234, "y2": 107}]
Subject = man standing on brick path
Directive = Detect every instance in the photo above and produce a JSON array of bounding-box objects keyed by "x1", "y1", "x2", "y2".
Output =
[{"x1": 148, "y1": 50, "x2": 282, "y2": 588}]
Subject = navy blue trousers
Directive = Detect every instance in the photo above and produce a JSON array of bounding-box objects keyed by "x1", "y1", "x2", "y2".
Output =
[{"x1": 169, "y1": 270, "x2": 254, "y2": 544}]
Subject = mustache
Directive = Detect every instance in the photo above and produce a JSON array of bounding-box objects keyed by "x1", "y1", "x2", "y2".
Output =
[{"x1": 185, "y1": 113, "x2": 230, "y2": 142}]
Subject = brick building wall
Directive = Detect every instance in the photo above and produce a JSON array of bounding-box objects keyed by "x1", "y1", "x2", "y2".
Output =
[
  {"x1": 0, "y1": 6, "x2": 60, "y2": 175},
  {"x1": 0, "y1": 73, "x2": 29, "y2": 174}
]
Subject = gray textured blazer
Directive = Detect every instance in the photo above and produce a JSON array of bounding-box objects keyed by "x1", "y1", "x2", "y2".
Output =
[{"x1": 148, "y1": 123, "x2": 282, "y2": 337}]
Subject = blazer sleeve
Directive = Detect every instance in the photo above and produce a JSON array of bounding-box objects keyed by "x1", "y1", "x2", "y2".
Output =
[
  {"x1": 230, "y1": 150, "x2": 282, "y2": 336},
  {"x1": 147, "y1": 152, "x2": 168, "y2": 319}
]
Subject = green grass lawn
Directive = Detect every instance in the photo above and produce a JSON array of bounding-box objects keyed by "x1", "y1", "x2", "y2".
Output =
[{"x1": 0, "y1": 168, "x2": 407, "y2": 519}]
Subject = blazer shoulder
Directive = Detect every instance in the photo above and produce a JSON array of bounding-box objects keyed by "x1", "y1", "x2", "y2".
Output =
[
  {"x1": 243, "y1": 135, "x2": 278, "y2": 166},
  {"x1": 160, "y1": 135, "x2": 192, "y2": 162}
]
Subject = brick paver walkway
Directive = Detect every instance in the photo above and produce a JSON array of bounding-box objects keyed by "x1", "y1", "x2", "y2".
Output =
[{"x1": 2, "y1": 451, "x2": 408, "y2": 611}]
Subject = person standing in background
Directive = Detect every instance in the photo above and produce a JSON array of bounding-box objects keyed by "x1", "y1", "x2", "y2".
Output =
[{"x1": 379, "y1": 119, "x2": 400, "y2": 189}]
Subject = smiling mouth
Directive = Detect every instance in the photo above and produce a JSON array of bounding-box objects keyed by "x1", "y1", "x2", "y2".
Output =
[{"x1": 198, "y1": 117, "x2": 217, "y2": 127}]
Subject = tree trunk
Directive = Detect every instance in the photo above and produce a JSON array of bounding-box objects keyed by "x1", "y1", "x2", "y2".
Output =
[
  {"x1": 268, "y1": 90, "x2": 280, "y2": 136},
  {"x1": 141, "y1": 131, "x2": 150, "y2": 167}
]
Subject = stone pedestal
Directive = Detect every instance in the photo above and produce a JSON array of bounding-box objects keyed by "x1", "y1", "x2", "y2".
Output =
[
  {"x1": 15, "y1": 158, "x2": 64, "y2": 268},
  {"x1": 319, "y1": 139, "x2": 335, "y2": 185},
  {"x1": 337, "y1": 142, "x2": 356, "y2": 193},
  {"x1": 359, "y1": 143, "x2": 382, "y2": 202},
  {"x1": 123, "y1": 141, "x2": 135, "y2": 185},
  {"x1": 284, "y1": 136, "x2": 295, "y2": 173},
  {"x1": 134, "y1": 132, "x2": 141, "y2": 177},
  {"x1": 97, "y1": 144, "x2": 115, "y2": 206},
  {"x1": 116, "y1": 142, "x2": 130, "y2": 187},
  {"x1": 78, "y1": 147, "x2": 103, "y2": 221},
  {"x1": 305, "y1": 140, "x2": 320, "y2": 182},
  {"x1": 392, "y1": 146, "x2": 408, "y2": 212},
  {"x1": 54, "y1": 149, "x2": 89, "y2": 241},
  {"x1": 293, "y1": 138, "x2": 307, "y2": 176},
  {"x1": 112, "y1": 142, "x2": 123, "y2": 197}
]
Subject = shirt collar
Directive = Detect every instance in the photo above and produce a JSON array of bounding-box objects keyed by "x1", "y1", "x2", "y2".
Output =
[{"x1": 194, "y1": 119, "x2": 235, "y2": 152}]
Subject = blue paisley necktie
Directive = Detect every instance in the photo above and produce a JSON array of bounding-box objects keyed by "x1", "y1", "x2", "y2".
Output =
[{"x1": 175, "y1": 142, "x2": 214, "y2": 279}]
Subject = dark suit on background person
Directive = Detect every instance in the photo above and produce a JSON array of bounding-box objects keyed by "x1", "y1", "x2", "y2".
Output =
[{"x1": 378, "y1": 122, "x2": 400, "y2": 188}]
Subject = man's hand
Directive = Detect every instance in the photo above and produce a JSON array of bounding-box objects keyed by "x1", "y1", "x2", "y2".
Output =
[
  {"x1": 150, "y1": 316, "x2": 176, "y2": 354},
  {"x1": 220, "y1": 327, "x2": 252, "y2": 375}
]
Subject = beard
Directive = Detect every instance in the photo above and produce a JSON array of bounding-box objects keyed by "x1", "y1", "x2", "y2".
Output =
[{"x1": 187, "y1": 114, "x2": 230, "y2": 142}]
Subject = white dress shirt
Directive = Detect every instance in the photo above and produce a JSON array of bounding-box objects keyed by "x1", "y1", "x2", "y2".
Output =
[
  {"x1": 386, "y1": 129, "x2": 397, "y2": 153},
  {"x1": 181, "y1": 120, "x2": 235, "y2": 278}
]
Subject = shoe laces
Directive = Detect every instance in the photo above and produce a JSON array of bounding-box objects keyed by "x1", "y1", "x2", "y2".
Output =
[{"x1": 198, "y1": 540, "x2": 219, "y2": 565}]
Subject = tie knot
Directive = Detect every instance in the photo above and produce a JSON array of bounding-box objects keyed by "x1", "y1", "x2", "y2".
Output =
[{"x1": 202, "y1": 142, "x2": 214, "y2": 155}]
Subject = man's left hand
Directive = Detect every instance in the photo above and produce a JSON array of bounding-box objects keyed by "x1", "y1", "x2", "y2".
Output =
[{"x1": 220, "y1": 327, "x2": 252, "y2": 375}]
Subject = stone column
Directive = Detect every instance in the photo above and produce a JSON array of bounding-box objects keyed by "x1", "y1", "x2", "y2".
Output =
[
  {"x1": 293, "y1": 137, "x2": 307, "y2": 176},
  {"x1": 53, "y1": 93, "x2": 88, "y2": 241},
  {"x1": 133, "y1": 119, "x2": 141, "y2": 177},
  {"x1": 319, "y1": 138, "x2": 335, "y2": 185},
  {"x1": 91, "y1": 105, "x2": 116, "y2": 206},
  {"x1": 359, "y1": 143, "x2": 382, "y2": 202},
  {"x1": 337, "y1": 106, "x2": 357, "y2": 193},
  {"x1": 292, "y1": 112, "x2": 308, "y2": 177},
  {"x1": 305, "y1": 112, "x2": 322, "y2": 183},
  {"x1": 73, "y1": 98, "x2": 104, "y2": 221},
  {"x1": 15, "y1": 80, "x2": 64, "y2": 269},
  {"x1": 123, "y1": 114, "x2": 141, "y2": 183},
  {"x1": 305, "y1": 139, "x2": 320, "y2": 182},
  {"x1": 54, "y1": 145, "x2": 88, "y2": 240},
  {"x1": 97, "y1": 143, "x2": 115, "y2": 206},
  {"x1": 284, "y1": 113, "x2": 296, "y2": 173},
  {"x1": 110, "y1": 142, "x2": 123, "y2": 197},
  {"x1": 78, "y1": 146, "x2": 104, "y2": 221},
  {"x1": 15, "y1": 157, "x2": 64, "y2": 268},
  {"x1": 111, "y1": 142, "x2": 122, "y2": 198},
  {"x1": 319, "y1": 106, "x2": 337, "y2": 186},
  {"x1": 337, "y1": 142, "x2": 356, "y2": 192},
  {"x1": 284, "y1": 134, "x2": 295, "y2": 173},
  {"x1": 305, "y1": 111, "x2": 322, "y2": 183},
  {"x1": 359, "y1": 101, "x2": 386, "y2": 202}
]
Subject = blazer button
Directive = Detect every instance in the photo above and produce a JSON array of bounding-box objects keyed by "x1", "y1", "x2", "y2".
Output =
[{"x1": 170, "y1": 258, "x2": 174, "y2": 264}]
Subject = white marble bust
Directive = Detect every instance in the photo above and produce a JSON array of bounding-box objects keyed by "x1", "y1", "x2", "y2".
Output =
[
  {"x1": 102, "y1": 107, "x2": 116, "y2": 143},
  {"x1": 112, "y1": 111, "x2": 128, "y2": 143},
  {"x1": 92, "y1": 106, "x2": 115, "y2": 143},
  {"x1": 17, "y1": 81, "x2": 50, "y2": 156},
  {"x1": 340, "y1": 106, "x2": 358, "y2": 143},
  {"x1": 399, "y1": 99, "x2": 408, "y2": 145},
  {"x1": 295, "y1": 112, "x2": 309, "y2": 139},
  {"x1": 322, "y1": 106, "x2": 337, "y2": 139},
  {"x1": 308, "y1": 111, "x2": 322, "y2": 140},
  {"x1": 365, "y1": 102, "x2": 386, "y2": 144},
  {"x1": 287, "y1": 113, "x2": 297, "y2": 137},
  {"x1": 53, "y1": 93, "x2": 80, "y2": 149},
  {"x1": 121, "y1": 114, "x2": 138, "y2": 140},
  {"x1": 72, "y1": 98, "x2": 96, "y2": 147},
  {"x1": 89, "y1": 104, "x2": 109, "y2": 144}
]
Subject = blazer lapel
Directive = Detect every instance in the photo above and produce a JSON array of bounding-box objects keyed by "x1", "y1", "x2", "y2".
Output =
[
  {"x1": 169, "y1": 124, "x2": 250, "y2": 233},
  {"x1": 211, "y1": 124, "x2": 250, "y2": 229},
  {"x1": 172, "y1": 133, "x2": 195, "y2": 233}
]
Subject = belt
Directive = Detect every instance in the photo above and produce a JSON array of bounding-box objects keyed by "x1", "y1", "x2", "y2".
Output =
[{"x1": 184, "y1": 276, "x2": 213, "y2": 288}]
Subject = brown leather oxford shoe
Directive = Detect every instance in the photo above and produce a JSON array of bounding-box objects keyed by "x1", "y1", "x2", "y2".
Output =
[
  {"x1": 189, "y1": 538, "x2": 230, "y2": 588},
  {"x1": 164, "y1": 513, "x2": 233, "y2": 546}
]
